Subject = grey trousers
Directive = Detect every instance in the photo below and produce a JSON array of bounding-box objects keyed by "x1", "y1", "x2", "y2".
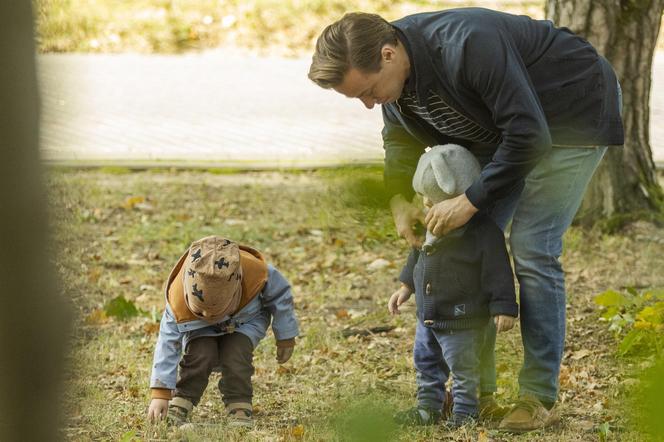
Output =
[{"x1": 175, "y1": 332, "x2": 254, "y2": 406}]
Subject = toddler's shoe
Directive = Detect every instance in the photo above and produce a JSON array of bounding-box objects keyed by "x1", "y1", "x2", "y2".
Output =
[
  {"x1": 444, "y1": 412, "x2": 477, "y2": 430},
  {"x1": 227, "y1": 402, "x2": 254, "y2": 428},
  {"x1": 167, "y1": 397, "x2": 193, "y2": 427},
  {"x1": 394, "y1": 406, "x2": 443, "y2": 426},
  {"x1": 479, "y1": 395, "x2": 509, "y2": 421}
]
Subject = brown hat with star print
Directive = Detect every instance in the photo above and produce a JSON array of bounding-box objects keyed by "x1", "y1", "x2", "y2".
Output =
[{"x1": 182, "y1": 236, "x2": 243, "y2": 322}]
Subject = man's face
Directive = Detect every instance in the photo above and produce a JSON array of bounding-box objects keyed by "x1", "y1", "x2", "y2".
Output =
[{"x1": 333, "y1": 45, "x2": 408, "y2": 109}]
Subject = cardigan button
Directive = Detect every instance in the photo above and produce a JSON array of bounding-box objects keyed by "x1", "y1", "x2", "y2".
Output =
[
  {"x1": 424, "y1": 320, "x2": 434, "y2": 326},
  {"x1": 425, "y1": 283, "x2": 432, "y2": 295}
]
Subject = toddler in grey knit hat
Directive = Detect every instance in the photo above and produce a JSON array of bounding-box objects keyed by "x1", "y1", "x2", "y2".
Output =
[
  {"x1": 412, "y1": 144, "x2": 482, "y2": 250},
  {"x1": 388, "y1": 143, "x2": 517, "y2": 427}
]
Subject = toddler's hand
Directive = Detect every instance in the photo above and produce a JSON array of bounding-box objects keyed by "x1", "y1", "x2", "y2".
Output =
[
  {"x1": 388, "y1": 285, "x2": 412, "y2": 315},
  {"x1": 276, "y1": 338, "x2": 295, "y2": 364},
  {"x1": 494, "y1": 315, "x2": 516, "y2": 332},
  {"x1": 147, "y1": 398, "x2": 169, "y2": 422}
]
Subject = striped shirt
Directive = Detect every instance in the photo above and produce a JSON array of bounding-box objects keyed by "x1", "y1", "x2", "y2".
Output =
[{"x1": 398, "y1": 90, "x2": 501, "y2": 144}]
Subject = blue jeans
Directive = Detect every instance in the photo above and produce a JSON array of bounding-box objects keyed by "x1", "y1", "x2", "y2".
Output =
[
  {"x1": 414, "y1": 320, "x2": 486, "y2": 417},
  {"x1": 476, "y1": 145, "x2": 608, "y2": 403}
]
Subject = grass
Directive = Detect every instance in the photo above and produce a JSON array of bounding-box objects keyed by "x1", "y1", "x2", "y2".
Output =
[
  {"x1": 35, "y1": 0, "x2": 546, "y2": 55},
  {"x1": 50, "y1": 167, "x2": 664, "y2": 441}
]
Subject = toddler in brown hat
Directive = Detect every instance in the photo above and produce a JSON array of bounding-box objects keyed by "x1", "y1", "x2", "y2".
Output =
[{"x1": 146, "y1": 236, "x2": 299, "y2": 427}]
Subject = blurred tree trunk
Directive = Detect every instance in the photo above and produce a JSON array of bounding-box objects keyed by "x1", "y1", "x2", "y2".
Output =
[
  {"x1": 0, "y1": 1, "x2": 70, "y2": 441},
  {"x1": 546, "y1": 0, "x2": 664, "y2": 224}
]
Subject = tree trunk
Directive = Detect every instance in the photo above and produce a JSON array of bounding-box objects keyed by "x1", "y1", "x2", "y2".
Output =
[
  {"x1": 0, "y1": 1, "x2": 70, "y2": 440},
  {"x1": 546, "y1": 0, "x2": 664, "y2": 225}
]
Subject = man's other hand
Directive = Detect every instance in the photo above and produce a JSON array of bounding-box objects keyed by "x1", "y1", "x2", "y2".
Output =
[{"x1": 390, "y1": 194, "x2": 425, "y2": 247}]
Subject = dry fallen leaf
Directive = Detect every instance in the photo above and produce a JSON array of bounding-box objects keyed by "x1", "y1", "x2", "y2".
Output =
[
  {"x1": 335, "y1": 309, "x2": 349, "y2": 319},
  {"x1": 570, "y1": 349, "x2": 592, "y2": 360},
  {"x1": 87, "y1": 268, "x2": 102, "y2": 283},
  {"x1": 142, "y1": 322, "x2": 160, "y2": 334},
  {"x1": 85, "y1": 309, "x2": 108, "y2": 325},
  {"x1": 367, "y1": 258, "x2": 390, "y2": 271},
  {"x1": 559, "y1": 364, "x2": 571, "y2": 386},
  {"x1": 122, "y1": 196, "x2": 145, "y2": 210},
  {"x1": 290, "y1": 424, "x2": 305, "y2": 438}
]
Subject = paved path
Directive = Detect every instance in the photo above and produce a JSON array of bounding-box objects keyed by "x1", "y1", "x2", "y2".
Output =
[{"x1": 38, "y1": 49, "x2": 664, "y2": 168}]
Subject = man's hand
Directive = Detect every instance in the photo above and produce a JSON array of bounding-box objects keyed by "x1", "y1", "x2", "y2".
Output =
[
  {"x1": 424, "y1": 193, "x2": 478, "y2": 236},
  {"x1": 494, "y1": 315, "x2": 516, "y2": 332},
  {"x1": 390, "y1": 194, "x2": 425, "y2": 247},
  {"x1": 388, "y1": 285, "x2": 413, "y2": 315},
  {"x1": 147, "y1": 398, "x2": 169, "y2": 422},
  {"x1": 276, "y1": 339, "x2": 295, "y2": 364}
]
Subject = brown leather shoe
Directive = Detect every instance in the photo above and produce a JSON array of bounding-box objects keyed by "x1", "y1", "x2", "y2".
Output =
[{"x1": 498, "y1": 395, "x2": 559, "y2": 433}]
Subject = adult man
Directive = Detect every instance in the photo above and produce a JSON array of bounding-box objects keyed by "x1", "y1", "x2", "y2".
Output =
[{"x1": 308, "y1": 8, "x2": 623, "y2": 432}]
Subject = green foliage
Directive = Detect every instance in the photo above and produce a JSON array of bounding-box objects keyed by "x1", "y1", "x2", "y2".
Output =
[
  {"x1": 341, "y1": 175, "x2": 392, "y2": 210},
  {"x1": 595, "y1": 289, "x2": 630, "y2": 310},
  {"x1": 596, "y1": 208, "x2": 664, "y2": 234},
  {"x1": 318, "y1": 166, "x2": 391, "y2": 210},
  {"x1": 633, "y1": 358, "x2": 664, "y2": 441},
  {"x1": 594, "y1": 288, "x2": 664, "y2": 357},
  {"x1": 104, "y1": 295, "x2": 146, "y2": 320},
  {"x1": 119, "y1": 430, "x2": 141, "y2": 442},
  {"x1": 597, "y1": 422, "x2": 611, "y2": 442},
  {"x1": 328, "y1": 395, "x2": 399, "y2": 442},
  {"x1": 97, "y1": 166, "x2": 132, "y2": 175},
  {"x1": 206, "y1": 167, "x2": 243, "y2": 175}
]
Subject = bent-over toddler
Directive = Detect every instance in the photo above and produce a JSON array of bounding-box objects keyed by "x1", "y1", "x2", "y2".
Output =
[{"x1": 147, "y1": 236, "x2": 299, "y2": 427}]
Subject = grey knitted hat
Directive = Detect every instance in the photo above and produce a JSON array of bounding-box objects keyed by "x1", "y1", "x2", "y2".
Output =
[{"x1": 412, "y1": 144, "x2": 481, "y2": 203}]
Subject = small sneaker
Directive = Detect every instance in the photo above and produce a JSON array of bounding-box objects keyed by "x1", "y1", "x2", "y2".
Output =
[
  {"x1": 167, "y1": 397, "x2": 193, "y2": 427},
  {"x1": 394, "y1": 406, "x2": 443, "y2": 426},
  {"x1": 479, "y1": 395, "x2": 509, "y2": 421},
  {"x1": 444, "y1": 412, "x2": 477, "y2": 430},
  {"x1": 227, "y1": 402, "x2": 254, "y2": 428},
  {"x1": 499, "y1": 395, "x2": 559, "y2": 433}
]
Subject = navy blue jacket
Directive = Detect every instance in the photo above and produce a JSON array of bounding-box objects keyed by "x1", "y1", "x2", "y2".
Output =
[
  {"x1": 383, "y1": 8, "x2": 624, "y2": 208},
  {"x1": 400, "y1": 213, "x2": 518, "y2": 329}
]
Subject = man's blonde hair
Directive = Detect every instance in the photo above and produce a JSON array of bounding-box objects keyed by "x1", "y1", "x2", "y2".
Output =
[{"x1": 308, "y1": 12, "x2": 397, "y2": 89}]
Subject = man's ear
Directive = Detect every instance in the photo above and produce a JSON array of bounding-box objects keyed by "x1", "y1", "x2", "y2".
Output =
[{"x1": 381, "y1": 44, "x2": 397, "y2": 62}]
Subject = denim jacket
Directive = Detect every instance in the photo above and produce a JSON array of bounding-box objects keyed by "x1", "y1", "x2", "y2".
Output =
[{"x1": 150, "y1": 264, "x2": 299, "y2": 391}]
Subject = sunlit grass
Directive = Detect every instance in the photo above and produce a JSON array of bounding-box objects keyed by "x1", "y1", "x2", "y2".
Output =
[{"x1": 35, "y1": 0, "x2": 546, "y2": 54}]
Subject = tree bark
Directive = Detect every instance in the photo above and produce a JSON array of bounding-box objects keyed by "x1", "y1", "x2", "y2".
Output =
[
  {"x1": 546, "y1": 0, "x2": 664, "y2": 224},
  {"x1": 0, "y1": 1, "x2": 70, "y2": 440}
]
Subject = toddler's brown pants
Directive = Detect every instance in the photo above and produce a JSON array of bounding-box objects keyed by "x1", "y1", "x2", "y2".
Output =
[{"x1": 174, "y1": 332, "x2": 254, "y2": 406}]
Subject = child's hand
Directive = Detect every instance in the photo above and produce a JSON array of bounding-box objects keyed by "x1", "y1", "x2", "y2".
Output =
[
  {"x1": 276, "y1": 338, "x2": 295, "y2": 364},
  {"x1": 494, "y1": 315, "x2": 516, "y2": 332},
  {"x1": 388, "y1": 285, "x2": 412, "y2": 315},
  {"x1": 147, "y1": 398, "x2": 169, "y2": 422}
]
